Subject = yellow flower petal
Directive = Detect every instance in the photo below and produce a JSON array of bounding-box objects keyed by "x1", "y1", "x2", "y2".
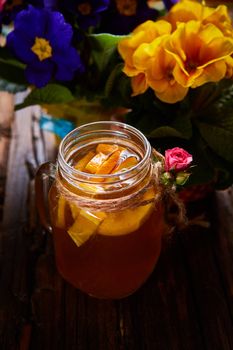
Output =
[
  {"x1": 203, "y1": 5, "x2": 233, "y2": 37},
  {"x1": 172, "y1": 63, "x2": 203, "y2": 87},
  {"x1": 118, "y1": 20, "x2": 171, "y2": 79},
  {"x1": 198, "y1": 37, "x2": 233, "y2": 68},
  {"x1": 164, "y1": 0, "x2": 232, "y2": 38},
  {"x1": 148, "y1": 78, "x2": 169, "y2": 93},
  {"x1": 191, "y1": 60, "x2": 227, "y2": 88},
  {"x1": 163, "y1": 0, "x2": 203, "y2": 29},
  {"x1": 131, "y1": 73, "x2": 148, "y2": 96},
  {"x1": 155, "y1": 81, "x2": 189, "y2": 104},
  {"x1": 165, "y1": 20, "x2": 233, "y2": 88},
  {"x1": 132, "y1": 20, "x2": 172, "y2": 38}
]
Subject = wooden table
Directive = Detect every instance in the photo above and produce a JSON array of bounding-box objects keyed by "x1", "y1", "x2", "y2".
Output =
[{"x1": 1, "y1": 92, "x2": 233, "y2": 350}]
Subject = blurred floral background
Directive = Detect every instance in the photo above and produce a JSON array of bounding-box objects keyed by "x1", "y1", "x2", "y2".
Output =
[{"x1": 0, "y1": 0, "x2": 233, "y2": 193}]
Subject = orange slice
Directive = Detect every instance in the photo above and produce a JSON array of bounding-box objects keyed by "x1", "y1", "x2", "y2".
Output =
[
  {"x1": 96, "y1": 143, "x2": 119, "y2": 155},
  {"x1": 76, "y1": 144, "x2": 138, "y2": 176},
  {"x1": 69, "y1": 202, "x2": 80, "y2": 219},
  {"x1": 56, "y1": 196, "x2": 82, "y2": 228},
  {"x1": 56, "y1": 196, "x2": 68, "y2": 228},
  {"x1": 96, "y1": 150, "x2": 121, "y2": 174},
  {"x1": 113, "y1": 156, "x2": 138, "y2": 173},
  {"x1": 98, "y1": 188, "x2": 155, "y2": 236},
  {"x1": 84, "y1": 152, "x2": 108, "y2": 173},
  {"x1": 67, "y1": 209, "x2": 107, "y2": 246},
  {"x1": 74, "y1": 151, "x2": 95, "y2": 171}
]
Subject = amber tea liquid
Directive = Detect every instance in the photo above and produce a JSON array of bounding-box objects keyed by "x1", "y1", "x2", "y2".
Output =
[{"x1": 49, "y1": 183, "x2": 164, "y2": 298}]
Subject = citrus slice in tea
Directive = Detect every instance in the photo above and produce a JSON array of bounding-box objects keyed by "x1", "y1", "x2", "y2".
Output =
[
  {"x1": 67, "y1": 210, "x2": 106, "y2": 246},
  {"x1": 65, "y1": 143, "x2": 154, "y2": 244},
  {"x1": 98, "y1": 188, "x2": 155, "y2": 236},
  {"x1": 79, "y1": 143, "x2": 139, "y2": 175},
  {"x1": 113, "y1": 156, "x2": 138, "y2": 173},
  {"x1": 96, "y1": 143, "x2": 119, "y2": 155},
  {"x1": 56, "y1": 196, "x2": 68, "y2": 228},
  {"x1": 74, "y1": 151, "x2": 95, "y2": 171},
  {"x1": 95, "y1": 150, "x2": 121, "y2": 175}
]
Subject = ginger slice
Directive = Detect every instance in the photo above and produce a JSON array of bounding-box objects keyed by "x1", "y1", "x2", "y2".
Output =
[{"x1": 67, "y1": 210, "x2": 107, "y2": 246}]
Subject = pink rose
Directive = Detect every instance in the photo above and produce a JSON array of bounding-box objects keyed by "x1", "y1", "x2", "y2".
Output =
[{"x1": 164, "y1": 147, "x2": 193, "y2": 172}]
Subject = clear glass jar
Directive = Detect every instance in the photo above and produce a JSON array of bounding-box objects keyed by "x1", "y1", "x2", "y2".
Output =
[{"x1": 35, "y1": 121, "x2": 165, "y2": 299}]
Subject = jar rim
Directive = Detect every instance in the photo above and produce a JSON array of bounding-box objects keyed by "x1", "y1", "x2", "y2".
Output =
[{"x1": 58, "y1": 121, "x2": 151, "y2": 184}]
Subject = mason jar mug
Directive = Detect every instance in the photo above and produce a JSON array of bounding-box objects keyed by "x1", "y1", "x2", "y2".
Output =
[{"x1": 35, "y1": 121, "x2": 166, "y2": 299}]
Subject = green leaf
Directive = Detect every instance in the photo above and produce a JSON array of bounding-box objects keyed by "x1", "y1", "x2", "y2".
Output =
[
  {"x1": 0, "y1": 47, "x2": 25, "y2": 68},
  {"x1": 186, "y1": 136, "x2": 215, "y2": 186},
  {"x1": 89, "y1": 33, "x2": 127, "y2": 72},
  {"x1": 15, "y1": 84, "x2": 74, "y2": 110},
  {"x1": 170, "y1": 112, "x2": 192, "y2": 139},
  {"x1": 149, "y1": 126, "x2": 184, "y2": 138},
  {"x1": 148, "y1": 113, "x2": 192, "y2": 139},
  {"x1": 197, "y1": 113, "x2": 233, "y2": 162},
  {"x1": 193, "y1": 134, "x2": 233, "y2": 189},
  {"x1": 104, "y1": 63, "x2": 124, "y2": 97},
  {"x1": 0, "y1": 48, "x2": 27, "y2": 85}
]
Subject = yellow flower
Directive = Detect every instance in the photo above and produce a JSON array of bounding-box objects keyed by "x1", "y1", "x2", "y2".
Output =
[
  {"x1": 133, "y1": 36, "x2": 188, "y2": 103},
  {"x1": 118, "y1": 1, "x2": 233, "y2": 104},
  {"x1": 118, "y1": 20, "x2": 172, "y2": 77},
  {"x1": 164, "y1": 0, "x2": 233, "y2": 37},
  {"x1": 118, "y1": 20, "x2": 171, "y2": 95},
  {"x1": 164, "y1": 21, "x2": 233, "y2": 88}
]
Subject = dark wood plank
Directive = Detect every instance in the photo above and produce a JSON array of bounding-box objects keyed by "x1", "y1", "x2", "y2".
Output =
[
  {"x1": 0, "y1": 94, "x2": 54, "y2": 350},
  {"x1": 117, "y1": 238, "x2": 204, "y2": 350},
  {"x1": 179, "y1": 196, "x2": 233, "y2": 350},
  {"x1": 213, "y1": 189, "x2": 233, "y2": 319},
  {"x1": 0, "y1": 92, "x2": 14, "y2": 220}
]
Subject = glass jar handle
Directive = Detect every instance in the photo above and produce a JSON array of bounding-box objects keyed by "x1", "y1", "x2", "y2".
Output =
[{"x1": 35, "y1": 161, "x2": 56, "y2": 233}]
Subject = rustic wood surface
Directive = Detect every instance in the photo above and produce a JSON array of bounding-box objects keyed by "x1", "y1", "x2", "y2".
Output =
[{"x1": 0, "y1": 92, "x2": 233, "y2": 350}]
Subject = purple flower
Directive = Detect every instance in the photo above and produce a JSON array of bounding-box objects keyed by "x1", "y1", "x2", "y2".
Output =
[
  {"x1": 7, "y1": 5, "x2": 83, "y2": 87},
  {"x1": 162, "y1": 0, "x2": 179, "y2": 10},
  {"x1": 59, "y1": 0, "x2": 110, "y2": 30},
  {"x1": 99, "y1": 0, "x2": 159, "y2": 35}
]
